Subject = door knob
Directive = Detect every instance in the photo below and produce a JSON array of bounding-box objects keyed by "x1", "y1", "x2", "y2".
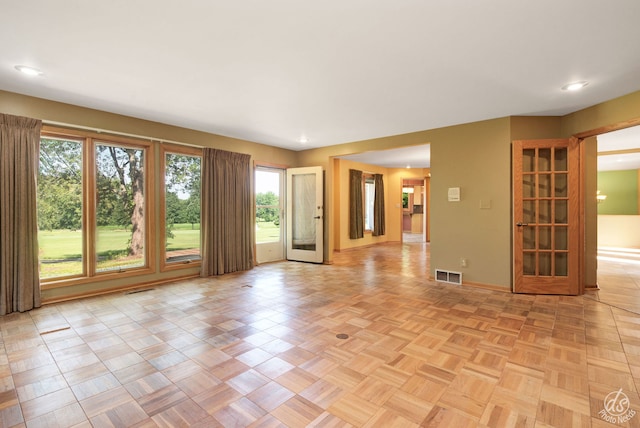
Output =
[{"x1": 516, "y1": 222, "x2": 529, "y2": 227}]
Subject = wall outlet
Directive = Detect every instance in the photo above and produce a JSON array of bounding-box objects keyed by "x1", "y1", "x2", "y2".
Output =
[{"x1": 460, "y1": 258, "x2": 468, "y2": 268}]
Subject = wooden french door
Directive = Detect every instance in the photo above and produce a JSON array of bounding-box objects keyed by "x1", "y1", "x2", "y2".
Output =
[
  {"x1": 286, "y1": 166, "x2": 324, "y2": 263},
  {"x1": 513, "y1": 138, "x2": 581, "y2": 295}
]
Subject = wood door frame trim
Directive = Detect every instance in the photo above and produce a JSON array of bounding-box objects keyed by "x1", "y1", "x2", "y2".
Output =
[
  {"x1": 570, "y1": 116, "x2": 640, "y2": 295},
  {"x1": 572, "y1": 117, "x2": 640, "y2": 140}
]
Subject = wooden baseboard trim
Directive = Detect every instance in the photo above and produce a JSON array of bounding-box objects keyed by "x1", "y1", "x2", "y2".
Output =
[
  {"x1": 42, "y1": 273, "x2": 199, "y2": 305},
  {"x1": 428, "y1": 275, "x2": 511, "y2": 293},
  {"x1": 334, "y1": 241, "x2": 401, "y2": 253}
]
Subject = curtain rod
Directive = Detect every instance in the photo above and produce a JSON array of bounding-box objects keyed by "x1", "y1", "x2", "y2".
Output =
[{"x1": 42, "y1": 120, "x2": 200, "y2": 149}]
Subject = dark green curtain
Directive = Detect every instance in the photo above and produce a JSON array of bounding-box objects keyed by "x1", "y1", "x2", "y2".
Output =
[
  {"x1": 349, "y1": 169, "x2": 363, "y2": 239},
  {"x1": 373, "y1": 173, "x2": 385, "y2": 236}
]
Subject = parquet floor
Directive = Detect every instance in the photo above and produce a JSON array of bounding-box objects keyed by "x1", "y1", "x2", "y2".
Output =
[
  {"x1": 1, "y1": 243, "x2": 640, "y2": 427},
  {"x1": 585, "y1": 247, "x2": 640, "y2": 316}
]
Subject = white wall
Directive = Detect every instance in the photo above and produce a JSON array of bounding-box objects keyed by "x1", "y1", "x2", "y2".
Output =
[{"x1": 598, "y1": 215, "x2": 640, "y2": 248}]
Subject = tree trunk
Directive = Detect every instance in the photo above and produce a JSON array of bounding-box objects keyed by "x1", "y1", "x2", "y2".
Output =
[{"x1": 128, "y1": 150, "x2": 144, "y2": 256}]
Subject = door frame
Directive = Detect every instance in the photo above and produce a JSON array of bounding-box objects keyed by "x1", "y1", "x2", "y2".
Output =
[
  {"x1": 513, "y1": 117, "x2": 640, "y2": 295},
  {"x1": 573, "y1": 117, "x2": 640, "y2": 293}
]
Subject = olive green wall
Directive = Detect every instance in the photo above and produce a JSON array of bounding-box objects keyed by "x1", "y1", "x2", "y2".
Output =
[
  {"x1": 583, "y1": 136, "x2": 599, "y2": 288},
  {"x1": 299, "y1": 90, "x2": 640, "y2": 291},
  {"x1": 3, "y1": 87, "x2": 640, "y2": 297},
  {"x1": 597, "y1": 170, "x2": 639, "y2": 215}
]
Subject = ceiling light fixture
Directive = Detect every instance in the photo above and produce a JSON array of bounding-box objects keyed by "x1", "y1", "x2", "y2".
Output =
[
  {"x1": 15, "y1": 65, "x2": 43, "y2": 76},
  {"x1": 561, "y1": 81, "x2": 588, "y2": 91},
  {"x1": 299, "y1": 136, "x2": 309, "y2": 144}
]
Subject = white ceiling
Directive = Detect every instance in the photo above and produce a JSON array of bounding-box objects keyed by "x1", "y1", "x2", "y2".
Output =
[
  {"x1": 2, "y1": 1, "x2": 640, "y2": 162},
  {"x1": 598, "y1": 126, "x2": 640, "y2": 171}
]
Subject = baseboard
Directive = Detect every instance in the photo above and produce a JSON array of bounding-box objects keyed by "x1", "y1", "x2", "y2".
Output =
[
  {"x1": 42, "y1": 273, "x2": 200, "y2": 305},
  {"x1": 429, "y1": 275, "x2": 511, "y2": 293}
]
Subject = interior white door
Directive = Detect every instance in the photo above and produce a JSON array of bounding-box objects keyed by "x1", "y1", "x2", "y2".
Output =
[{"x1": 286, "y1": 166, "x2": 323, "y2": 263}]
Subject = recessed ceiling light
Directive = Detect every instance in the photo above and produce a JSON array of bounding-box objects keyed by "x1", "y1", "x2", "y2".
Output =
[
  {"x1": 15, "y1": 65, "x2": 43, "y2": 76},
  {"x1": 561, "y1": 81, "x2": 588, "y2": 91},
  {"x1": 299, "y1": 136, "x2": 309, "y2": 144}
]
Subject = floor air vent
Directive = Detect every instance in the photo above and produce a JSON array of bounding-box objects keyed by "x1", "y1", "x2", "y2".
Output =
[{"x1": 435, "y1": 269, "x2": 462, "y2": 285}]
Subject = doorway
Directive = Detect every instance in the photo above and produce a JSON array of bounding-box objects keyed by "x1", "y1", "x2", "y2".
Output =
[
  {"x1": 586, "y1": 125, "x2": 640, "y2": 313},
  {"x1": 402, "y1": 178, "x2": 429, "y2": 243},
  {"x1": 255, "y1": 166, "x2": 285, "y2": 264}
]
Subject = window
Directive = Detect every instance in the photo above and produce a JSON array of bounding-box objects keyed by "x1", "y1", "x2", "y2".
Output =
[
  {"x1": 38, "y1": 137, "x2": 84, "y2": 279},
  {"x1": 161, "y1": 145, "x2": 202, "y2": 268},
  {"x1": 95, "y1": 142, "x2": 146, "y2": 272},
  {"x1": 255, "y1": 168, "x2": 282, "y2": 244},
  {"x1": 38, "y1": 128, "x2": 153, "y2": 284},
  {"x1": 364, "y1": 175, "x2": 375, "y2": 231}
]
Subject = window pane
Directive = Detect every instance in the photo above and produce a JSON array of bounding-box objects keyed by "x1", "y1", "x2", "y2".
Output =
[
  {"x1": 538, "y1": 148, "x2": 551, "y2": 171},
  {"x1": 38, "y1": 138, "x2": 83, "y2": 279},
  {"x1": 539, "y1": 174, "x2": 551, "y2": 197},
  {"x1": 523, "y1": 174, "x2": 535, "y2": 198},
  {"x1": 555, "y1": 200, "x2": 568, "y2": 224},
  {"x1": 95, "y1": 143, "x2": 146, "y2": 272},
  {"x1": 165, "y1": 153, "x2": 201, "y2": 262},
  {"x1": 555, "y1": 226, "x2": 568, "y2": 250},
  {"x1": 523, "y1": 252, "x2": 536, "y2": 275},
  {"x1": 554, "y1": 148, "x2": 567, "y2": 171},
  {"x1": 539, "y1": 253, "x2": 552, "y2": 276},
  {"x1": 555, "y1": 253, "x2": 568, "y2": 276},
  {"x1": 256, "y1": 169, "x2": 281, "y2": 244},
  {"x1": 364, "y1": 179, "x2": 375, "y2": 231},
  {"x1": 539, "y1": 200, "x2": 551, "y2": 224},
  {"x1": 523, "y1": 200, "x2": 536, "y2": 224},
  {"x1": 522, "y1": 149, "x2": 535, "y2": 172},
  {"x1": 554, "y1": 173, "x2": 567, "y2": 197},
  {"x1": 523, "y1": 226, "x2": 536, "y2": 250},
  {"x1": 539, "y1": 226, "x2": 551, "y2": 250},
  {"x1": 292, "y1": 173, "x2": 316, "y2": 250}
]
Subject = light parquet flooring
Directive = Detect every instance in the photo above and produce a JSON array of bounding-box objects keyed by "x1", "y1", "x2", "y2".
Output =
[
  {"x1": 1, "y1": 242, "x2": 640, "y2": 427},
  {"x1": 585, "y1": 247, "x2": 640, "y2": 316}
]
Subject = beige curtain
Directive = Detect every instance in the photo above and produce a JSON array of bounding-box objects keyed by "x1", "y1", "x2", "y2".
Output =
[
  {"x1": 200, "y1": 148, "x2": 254, "y2": 276},
  {"x1": 349, "y1": 169, "x2": 364, "y2": 239},
  {"x1": 373, "y1": 173, "x2": 385, "y2": 236},
  {"x1": 0, "y1": 114, "x2": 42, "y2": 315}
]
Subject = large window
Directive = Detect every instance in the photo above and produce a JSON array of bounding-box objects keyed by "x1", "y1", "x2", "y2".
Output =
[
  {"x1": 255, "y1": 168, "x2": 282, "y2": 244},
  {"x1": 364, "y1": 175, "x2": 375, "y2": 231},
  {"x1": 38, "y1": 137, "x2": 84, "y2": 279},
  {"x1": 95, "y1": 142, "x2": 147, "y2": 272},
  {"x1": 38, "y1": 128, "x2": 153, "y2": 284},
  {"x1": 161, "y1": 146, "x2": 202, "y2": 268}
]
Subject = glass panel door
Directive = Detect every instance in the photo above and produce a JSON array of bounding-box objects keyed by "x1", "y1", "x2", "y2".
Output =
[
  {"x1": 513, "y1": 139, "x2": 580, "y2": 295},
  {"x1": 286, "y1": 166, "x2": 323, "y2": 263}
]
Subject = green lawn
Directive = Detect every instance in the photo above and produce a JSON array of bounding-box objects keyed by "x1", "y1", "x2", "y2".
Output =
[
  {"x1": 39, "y1": 222, "x2": 278, "y2": 279},
  {"x1": 39, "y1": 224, "x2": 202, "y2": 278},
  {"x1": 256, "y1": 221, "x2": 281, "y2": 243}
]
